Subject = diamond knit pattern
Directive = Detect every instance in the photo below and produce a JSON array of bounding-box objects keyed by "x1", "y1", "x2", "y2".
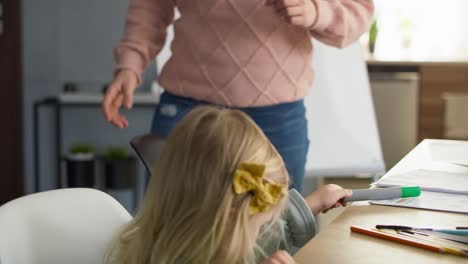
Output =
[{"x1": 158, "y1": 0, "x2": 314, "y2": 107}]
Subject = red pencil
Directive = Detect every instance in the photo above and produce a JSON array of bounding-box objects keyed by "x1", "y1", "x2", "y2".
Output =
[{"x1": 350, "y1": 226, "x2": 443, "y2": 253}]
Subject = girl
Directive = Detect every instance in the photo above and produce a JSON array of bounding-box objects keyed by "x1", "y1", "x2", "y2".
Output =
[
  {"x1": 105, "y1": 106, "x2": 351, "y2": 264},
  {"x1": 102, "y1": 0, "x2": 374, "y2": 191}
]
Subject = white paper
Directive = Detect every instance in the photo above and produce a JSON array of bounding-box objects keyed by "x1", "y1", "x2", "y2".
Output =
[
  {"x1": 429, "y1": 141, "x2": 468, "y2": 166},
  {"x1": 451, "y1": 161, "x2": 468, "y2": 167},
  {"x1": 370, "y1": 191, "x2": 468, "y2": 214},
  {"x1": 373, "y1": 169, "x2": 468, "y2": 195}
]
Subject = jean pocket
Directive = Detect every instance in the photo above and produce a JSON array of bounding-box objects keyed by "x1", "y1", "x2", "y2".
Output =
[{"x1": 151, "y1": 101, "x2": 195, "y2": 136}]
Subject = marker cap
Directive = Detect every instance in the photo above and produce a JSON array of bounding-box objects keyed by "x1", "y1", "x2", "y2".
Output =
[{"x1": 401, "y1": 186, "x2": 421, "y2": 198}]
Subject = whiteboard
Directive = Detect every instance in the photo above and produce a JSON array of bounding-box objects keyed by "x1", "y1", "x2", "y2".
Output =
[
  {"x1": 305, "y1": 40, "x2": 385, "y2": 177},
  {"x1": 156, "y1": 27, "x2": 385, "y2": 178}
]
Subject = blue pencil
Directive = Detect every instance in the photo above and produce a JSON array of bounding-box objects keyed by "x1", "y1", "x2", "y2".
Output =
[{"x1": 375, "y1": 225, "x2": 468, "y2": 236}]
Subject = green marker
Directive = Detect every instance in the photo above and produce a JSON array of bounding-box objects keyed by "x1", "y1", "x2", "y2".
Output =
[{"x1": 344, "y1": 186, "x2": 421, "y2": 202}]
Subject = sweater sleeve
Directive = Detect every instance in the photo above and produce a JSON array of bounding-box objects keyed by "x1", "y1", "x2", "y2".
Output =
[
  {"x1": 114, "y1": 0, "x2": 175, "y2": 83},
  {"x1": 282, "y1": 189, "x2": 317, "y2": 252},
  {"x1": 309, "y1": 0, "x2": 374, "y2": 48},
  {"x1": 258, "y1": 189, "x2": 317, "y2": 258}
]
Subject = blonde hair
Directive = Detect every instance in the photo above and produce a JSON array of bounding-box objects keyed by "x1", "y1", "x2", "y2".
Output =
[{"x1": 105, "y1": 106, "x2": 289, "y2": 264}]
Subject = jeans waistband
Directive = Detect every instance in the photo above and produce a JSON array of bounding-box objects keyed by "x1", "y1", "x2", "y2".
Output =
[{"x1": 160, "y1": 91, "x2": 305, "y2": 116}]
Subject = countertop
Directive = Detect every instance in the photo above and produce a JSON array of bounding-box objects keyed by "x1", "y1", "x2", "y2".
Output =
[{"x1": 366, "y1": 55, "x2": 468, "y2": 67}]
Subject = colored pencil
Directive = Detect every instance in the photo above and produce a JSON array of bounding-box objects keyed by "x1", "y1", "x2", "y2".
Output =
[
  {"x1": 397, "y1": 230, "x2": 468, "y2": 254},
  {"x1": 350, "y1": 226, "x2": 468, "y2": 257},
  {"x1": 351, "y1": 226, "x2": 442, "y2": 253},
  {"x1": 375, "y1": 225, "x2": 468, "y2": 235}
]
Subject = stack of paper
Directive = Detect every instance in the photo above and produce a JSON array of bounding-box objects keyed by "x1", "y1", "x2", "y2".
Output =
[
  {"x1": 373, "y1": 169, "x2": 468, "y2": 195},
  {"x1": 429, "y1": 141, "x2": 468, "y2": 166},
  {"x1": 370, "y1": 169, "x2": 468, "y2": 214},
  {"x1": 370, "y1": 191, "x2": 468, "y2": 214}
]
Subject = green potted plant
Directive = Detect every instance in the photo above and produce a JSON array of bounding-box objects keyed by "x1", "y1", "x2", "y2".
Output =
[
  {"x1": 103, "y1": 146, "x2": 136, "y2": 189},
  {"x1": 369, "y1": 19, "x2": 378, "y2": 54},
  {"x1": 66, "y1": 143, "x2": 96, "y2": 187}
]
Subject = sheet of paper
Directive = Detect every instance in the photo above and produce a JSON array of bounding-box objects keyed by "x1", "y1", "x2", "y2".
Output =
[
  {"x1": 370, "y1": 191, "x2": 468, "y2": 214},
  {"x1": 373, "y1": 169, "x2": 468, "y2": 195},
  {"x1": 452, "y1": 162, "x2": 468, "y2": 167},
  {"x1": 429, "y1": 141, "x2": 468, "y2": 166}
]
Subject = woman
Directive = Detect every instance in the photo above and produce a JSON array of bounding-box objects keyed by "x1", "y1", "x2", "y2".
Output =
[{"x1": 102, "y1": 0, "x2": 374, "y2": 191}]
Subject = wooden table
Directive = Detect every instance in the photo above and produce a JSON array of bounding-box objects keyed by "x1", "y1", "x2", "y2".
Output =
[{"x1": 294, "y1": 139, "x2": 468, "y2": 263}]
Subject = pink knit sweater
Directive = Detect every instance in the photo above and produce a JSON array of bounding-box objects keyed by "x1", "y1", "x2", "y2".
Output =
[{"x1": 115, "y1": 0, "x2": 374, "y2": 107}]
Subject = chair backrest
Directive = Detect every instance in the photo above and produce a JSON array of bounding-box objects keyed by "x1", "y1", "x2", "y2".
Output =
[
  {"x1": 130, "y1": 133, "x2": 166, "y2": 175},
  {"x1": 0, "y1": 188, "x2": 132, "y2": 264}
]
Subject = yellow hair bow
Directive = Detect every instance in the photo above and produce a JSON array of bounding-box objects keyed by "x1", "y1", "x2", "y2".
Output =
[{"x1": 232, "y1": 162, "x2": 284, "y2": 214}]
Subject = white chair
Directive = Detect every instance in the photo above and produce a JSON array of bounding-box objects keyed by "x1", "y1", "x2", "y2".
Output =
[{"x1": 0, "y1": 188, "x2": 132, "y2": 264}]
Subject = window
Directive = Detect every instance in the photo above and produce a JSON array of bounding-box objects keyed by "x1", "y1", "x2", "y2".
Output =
[{"x1": 366, "y1": 0, "x2": 468, "y2": 61}]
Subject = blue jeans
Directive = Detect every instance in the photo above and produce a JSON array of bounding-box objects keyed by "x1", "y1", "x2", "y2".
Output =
[{"x1": 150, "y1": 92, "x2": 309, "y2": 191}]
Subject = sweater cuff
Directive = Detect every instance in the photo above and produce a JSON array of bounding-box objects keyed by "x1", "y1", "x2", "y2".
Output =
[
  {"x1": 114, "y1": 49, "x2": 144, "y2": 85},
  {"x1": 285, "y1": 189, "x2": 317, "y2": 248},
  {"x1": 309, "y1": 0, "x2": 335, "y2": 32}
]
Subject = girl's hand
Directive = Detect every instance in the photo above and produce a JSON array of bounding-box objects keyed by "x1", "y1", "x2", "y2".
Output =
[
  {"x1": 102, "y1": 69, "x2": 139, "y2": 128},
  {"x1": 262, "y1": 250, "x2": 295, "y2": 264},
  {"x1": 305, "y1": 184, "x2": 352, "y2": 215},
  {"x1": 266, "y1": 0, "x2": 317, "y2": 29}
]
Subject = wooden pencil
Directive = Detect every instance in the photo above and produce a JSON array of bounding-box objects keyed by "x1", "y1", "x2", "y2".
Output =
[
  {"x1": 350, "y1": 226, "x2": 467, "y2": 256},
  {"x1": 397, "y1": 231, "x2": 468, "y2": 254}
]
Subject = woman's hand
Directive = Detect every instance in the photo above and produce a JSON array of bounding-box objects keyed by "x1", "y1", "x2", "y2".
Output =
[
  {"x1": 305, "y1": 184, "x2": 352, "y2": 215},
  {"x1": 102, "y1": 69, "x2": 139, "y2": 128},
  {"x1": 262, "y1": 250, "x2": 295, "y2": 264},
  {"x1": 267, "y1": 0, "x2": 317, "y2": 29}
]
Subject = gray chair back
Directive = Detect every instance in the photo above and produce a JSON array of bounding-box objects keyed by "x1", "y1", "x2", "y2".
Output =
[{"x1": 130, "y1": 134, "x2": 166, "y2": 176}]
